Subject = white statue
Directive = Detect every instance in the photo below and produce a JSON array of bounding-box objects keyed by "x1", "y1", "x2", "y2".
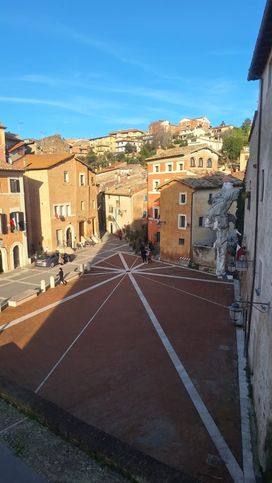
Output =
[{"x1": 206, "y1": 182, "x2": 240, "y2": 277}]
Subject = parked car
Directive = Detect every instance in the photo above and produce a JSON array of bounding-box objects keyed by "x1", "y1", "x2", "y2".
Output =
[{"x1": 35, "y1": 253, "x2": 59, "y2": 268}]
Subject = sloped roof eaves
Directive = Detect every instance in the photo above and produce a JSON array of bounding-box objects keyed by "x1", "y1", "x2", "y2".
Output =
[
  {"x1": 145, "y1": 144, "x2": 217, "y2": 162},
  {"x1": 248, "y1": 0, "x2": 272, "y2": 80},
  {"x1": 24, "y1": 154, "x2": 74, "y2": 170},
  {"x1": 159, "y1": 174, "x2": 242, "y2": 190}
]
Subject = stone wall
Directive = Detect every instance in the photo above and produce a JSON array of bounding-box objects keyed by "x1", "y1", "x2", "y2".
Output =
[{"x1": 192, "y1": 245, "x2": 215, "y2": 268}]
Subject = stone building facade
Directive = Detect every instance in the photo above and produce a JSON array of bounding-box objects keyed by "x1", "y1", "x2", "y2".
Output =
[
  {"x1": 146, "y1": 145, "x2": 220, "y2": 244},
  {"x1": 241, "y1": 0, "x2": 272, "y2": 472},
  {"x1": 0, "y1": 124, "x2": 28, "y2": 272},
  {"x1": 23, "y1": 154, "x2": 98, "y2": 253}
]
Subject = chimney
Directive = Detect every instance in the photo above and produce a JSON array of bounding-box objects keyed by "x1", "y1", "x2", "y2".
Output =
[{"x1": 0, "y1": 122, "x2": 6, "y2": 165}]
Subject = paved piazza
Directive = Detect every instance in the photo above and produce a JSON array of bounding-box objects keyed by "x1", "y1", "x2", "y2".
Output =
[{"x1": 0, "y1": 238, "x2": 254, "y2": 482}]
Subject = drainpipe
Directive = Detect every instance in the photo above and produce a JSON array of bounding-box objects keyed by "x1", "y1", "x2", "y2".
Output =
[
  {"x1": 245, "y1": 79, "x2": 263, "y2": 357},
  {"x1": 190, "y1": 190, "x2": 195, "y2": 261}
]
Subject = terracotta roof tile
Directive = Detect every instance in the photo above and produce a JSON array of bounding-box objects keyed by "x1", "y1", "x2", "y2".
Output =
[{"x1": 24, "y1": 154, "x2": 74, "y2": 170}]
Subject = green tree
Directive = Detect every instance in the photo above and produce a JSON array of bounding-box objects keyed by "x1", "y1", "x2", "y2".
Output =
[
  {"x1": 222, "y1": 128, "x2": 245, "y2": 161},
  {"x1": 85, "y1": 148, "x2": 97, "y2": 165},
  {"x1": 241, "y1": 118, "x2": 251, "y2": 141},
  {"x1": 124, "y1": 142, "x2": 136, "y2": 154}
]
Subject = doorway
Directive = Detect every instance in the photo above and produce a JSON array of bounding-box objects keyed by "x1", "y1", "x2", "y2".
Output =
[
  {"x1": 79, "y1": 221, "x2": 85, "y2": 240},
  {"x1": 0, "y1": 250, "x2": 3, "y2": 273},
  {"x1": 66, "y1": 227, "x2": 72, "y2": 247},
  {"x1": 13, "y1": 245, "x2": 20, "y2": 269}
]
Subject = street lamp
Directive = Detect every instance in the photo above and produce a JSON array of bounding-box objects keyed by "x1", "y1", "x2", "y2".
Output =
[{"x1": 228, "y1": 300, "x2": 270, "y2": 326}]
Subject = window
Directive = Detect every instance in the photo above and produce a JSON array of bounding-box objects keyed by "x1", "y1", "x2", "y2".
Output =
[
  {"x1": 66, "y1": 204, "x2": 71, "y2": 216},
  {"x1": 207, "y1": 158, "x2": 212, "y2": 168},
  {"x1": 153, "y1": 207, "x2": 160, "y2": 219},
  {"x1": 178, "y1": 238, "x2": 185, "y2": 245},
  {"x1": 81, "y1": 201, "x2": 85, "y2": 210},
  {"x1": 56, "y1": 229, "x2": 62, "y2": 246},
  {"x1": 153, "y1": 180, "x2": 160, "y2": 191},
  {"x1": 156, "y1": 231, "x2": 160, "y2": 243},
  {"x1": 0, "y1": 214, "x2": 8, "y2": 234},
  {"x1": 179, "y1": 192, "x2": 187, "y2": 204},
  {"x1": 208, "y1": 193, "x2": 213, "y2": 204},
  {"x1": 10, "y1": 212, "x2": 24, "y2": 232},
  {"x1": 91, "y1": 177, "x2": 94, "y2": 185},
  {"x1": 190, "y1": 157, "x2": 195, "y2": 167},
  {"x1": 79, "y1": 173, "x2": 85, "y2": 186},
  {"x1": 116, "y1": 199, "x2": 120, "y2": 207},
  {"x1": 64, "y1": 171, "x2": 69, "y2": 183},
  {"x1": 199, "y1": 216, "x2": 203, "y2": 227},
  {"x1": 178, "y1": 214, "x2": 186, "y2": 229},
  {"x1": 260, "y1": 169, "x2": 265, "y2": 202},
  {"x1": 109, "y1": 205, "x2": 113, "y2": 213},
  {"x1": 198, "y1": 158, "x2": 203, "y2": 167},
  {"x1": 178, "y1": 163, "x2": 184, "y2": 171},
  {"x1": 143, "y1": 210, "x2": 147, "y2": 218},
  {"x1": 167, "y1": 163, "x2": 173, "y2": 172},
  {"x1": 144, "y1": 194, "x2": 147, "y2": 201},
  {"x1": 153, "y1": 165, "x2": 160, "y2": 173},
  {"x1": 10, "y1": 178, "x2": 20, "y2": 193},
  {"x1": 59, "y1": 205, "x2": 64, "y2": 216}
]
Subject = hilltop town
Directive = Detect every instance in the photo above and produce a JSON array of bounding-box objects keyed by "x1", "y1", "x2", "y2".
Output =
[{"x1": 1, "y1": 1, "x2": 272, "y2": 482}]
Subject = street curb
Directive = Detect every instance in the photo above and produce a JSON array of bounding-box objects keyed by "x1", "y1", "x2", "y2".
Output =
[{"x1": 0, "y1": 378, "x2": 196, "y2": 483}]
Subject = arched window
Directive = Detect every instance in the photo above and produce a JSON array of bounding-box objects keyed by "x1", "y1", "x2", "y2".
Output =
[
  {"x1": 198, "y1": 158, "x2": 203, "y2": 167},
  {"x1": 207, "y1": 158, "x2": 212, "y2": 168},
  {"x1": 190, "y1": 157, "x2": 195, "y2": 167}
]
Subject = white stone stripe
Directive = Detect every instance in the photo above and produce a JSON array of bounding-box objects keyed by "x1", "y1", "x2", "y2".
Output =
[
  {"x1": 35, "y1": 275, "x2": 126, "y2": 394},
  {"x1": 133, "y1": 271, "x2": 233, "y2": 285},
  {"x1": 136, "y1": 273, "x2": 228, "y2": 309},
  {"x1": 119, "y1": 252, "x2": 129, "y2": 271},
  {"x1": 0, "y1": 273, "x2": 123, "y2": 333},
  {"x1": 236, "y1": 328, "x2": 256, "y2": 482},
  {"x1": 128, "y1": 272, "x2": 244, "y2": 483}
]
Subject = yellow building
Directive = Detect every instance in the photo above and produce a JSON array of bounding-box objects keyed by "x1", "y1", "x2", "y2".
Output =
[
  {"x1": 105, "y1": 183, "x2": 147, "y2": 235},
  {"x1": 89, "y1": 135, "x2": 116, "y2": 156},
  {"x1": 23, "y1": 154, "x2": 98, "y2": 253},
  {"x1": 159, "y1": 174, "x2": 241, "y2": 264}
]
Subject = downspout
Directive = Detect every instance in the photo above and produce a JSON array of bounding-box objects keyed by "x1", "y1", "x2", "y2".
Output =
[
  {"x1": 190, "y1": 189, "x2": 195, "y2": 261},
  {"x1": 245, "y1": 78, "x2": 263, "y2": 357}
]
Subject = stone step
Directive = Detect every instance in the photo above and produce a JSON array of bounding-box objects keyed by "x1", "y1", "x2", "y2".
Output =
[{"x1": 8, "y1": 289, "x2": 39, "y2": 308}]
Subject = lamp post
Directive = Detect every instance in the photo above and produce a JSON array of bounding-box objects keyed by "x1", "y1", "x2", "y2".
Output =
[{"x1": 229, "y1": 300, "x2": 270, "y2": 327}]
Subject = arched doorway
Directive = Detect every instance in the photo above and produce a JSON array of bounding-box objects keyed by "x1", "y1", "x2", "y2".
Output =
[
  {"x1": 66, "y1": 227, "x2": 72, "y2": 247},
  {"x1": 0, "y1": 248, "x2": 8, "y2": 272},
  {"x1": 13, "y1": 245, "x2": 20, "y2": 269}
]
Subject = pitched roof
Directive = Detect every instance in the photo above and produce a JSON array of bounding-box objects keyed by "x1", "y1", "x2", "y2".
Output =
[
  {"x1": 24, "y1": 154, "x2": 74, "y2": 170},
  {"x1": 248, "y1": 0, "x2": 272, "y2": 80},
  {"x1": 159, "y1": 173, "x2": 242, "y2": 190},
  {"x1": 8, "y1": 140, "x2": 26, "y2": 152},
  {"x1": 146, "y1": 144, "x2": 219, "y2": 162}
]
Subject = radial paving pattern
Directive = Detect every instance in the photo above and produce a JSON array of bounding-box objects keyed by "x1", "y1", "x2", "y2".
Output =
[{"x1": 0, "y1": 242, "x2": 251, "y2": 482}]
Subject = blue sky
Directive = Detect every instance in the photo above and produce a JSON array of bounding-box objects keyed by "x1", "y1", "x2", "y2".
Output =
[{"x1": 0, "y1": 0, "x2": 266, "y2": 139}]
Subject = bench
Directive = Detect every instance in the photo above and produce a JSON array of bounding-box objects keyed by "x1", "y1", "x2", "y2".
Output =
[{"x1": 8, "y1": 289, "x2": 39, "y2": 308}]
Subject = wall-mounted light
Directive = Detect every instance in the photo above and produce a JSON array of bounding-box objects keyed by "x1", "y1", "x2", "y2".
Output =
[{"x1": 228, "y1": 300, "x2": 270, "y2": 326}]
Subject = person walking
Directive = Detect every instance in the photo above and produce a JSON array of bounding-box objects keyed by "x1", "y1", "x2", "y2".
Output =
[
  {"x1": 140, "y1": 244, "x2": 147, "y2": 263},
  {"x1": 58, "y1": 267, "x2": 67, "y2": 285}
]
